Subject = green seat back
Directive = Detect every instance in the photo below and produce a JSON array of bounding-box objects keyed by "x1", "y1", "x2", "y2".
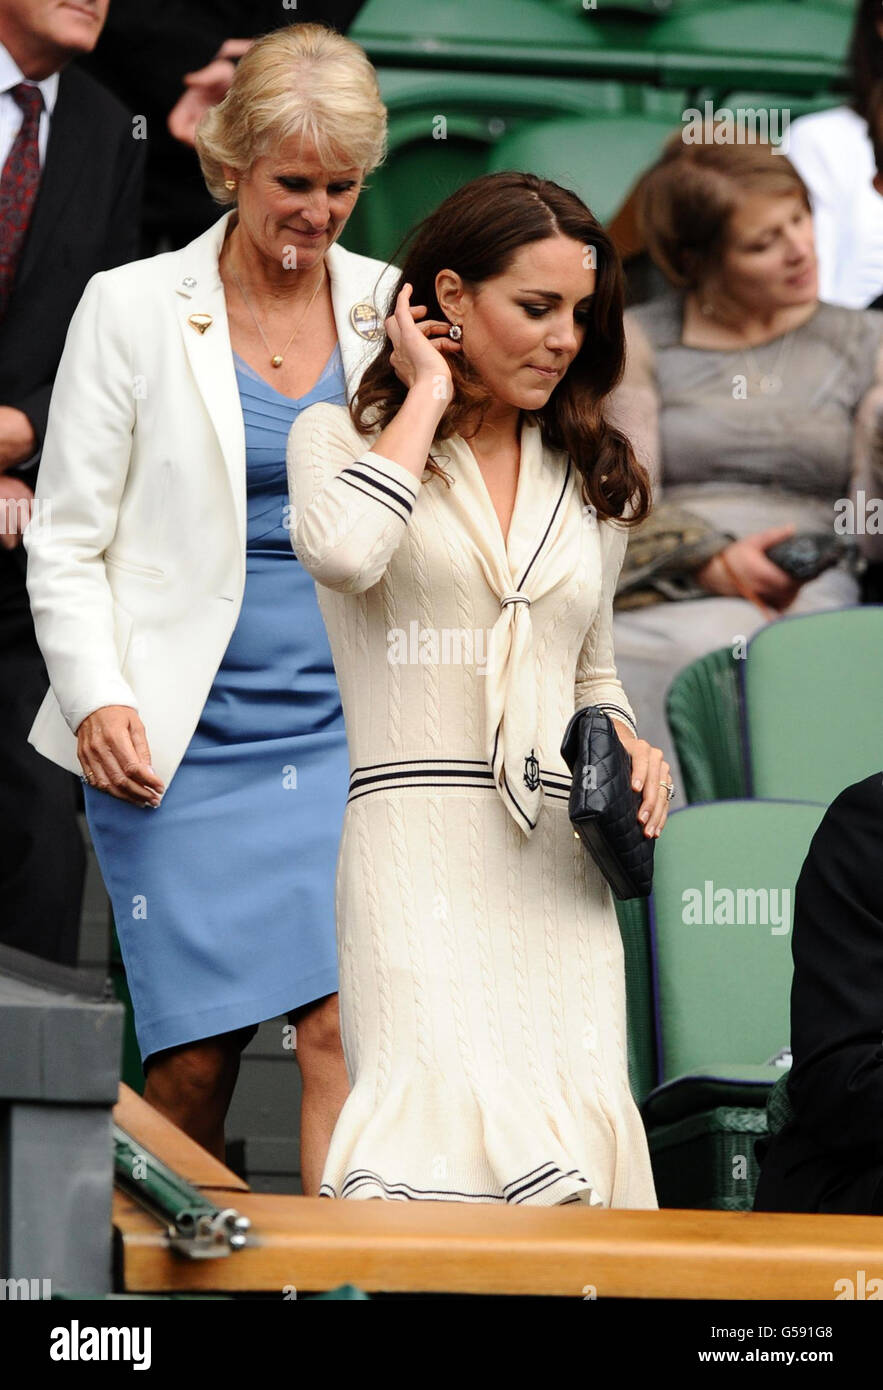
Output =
[
  {"x1": 666, "y1": 646, "x2": 747, "y2": 804},
  {"x1": 650, "y1": 800, "x2": 825, "y2": 1084},
  {"x1": 351, "y1": 0, "x2": 603, "y2": 48},
  {"x1": 486, "y1": 113, "x2": 677, "y2": 224},
  {"x1": 719, "y1": 89, "x2": 847, "y2": 122},
  {"x1": 343, "y1": 70, "x2": 638, "y2": 261},
  {"x1": 645, "y1": 1, "x2": 851, "y2": 60},
  {"x1": 645, "y1": 2, "x2": 850, "y2": 91},
  {"x1": 745, "y1": 609, "x2": 883, "y2": 804},
  {"x1": 616, "y1": 896, "x2": 657, "y2": 1104}
]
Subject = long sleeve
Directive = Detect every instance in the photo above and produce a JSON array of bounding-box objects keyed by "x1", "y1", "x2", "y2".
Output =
[
  {"x1": 286, "y1": 401, "x2": 421, "y2": 593},
  {"x1": 574, "y1": 517, "x2": 638, "y2": 736},
  {"x1": 23, "y1": 271, "x2": 140, "y2": 733}
]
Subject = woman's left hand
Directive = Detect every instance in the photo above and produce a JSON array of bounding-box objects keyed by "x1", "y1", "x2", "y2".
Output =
[{"x1": 611, "y1": 721, "x2": 672, "y2": 839}]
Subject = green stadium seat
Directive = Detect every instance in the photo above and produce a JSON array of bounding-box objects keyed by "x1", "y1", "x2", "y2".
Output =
[
  {"x1": 344, "y1": 72, "x2": 645, "y2": 261},
  {"x1": 666, "y1": 646, "x2": 747, "y2": 804},
  {"x1": 351, "y1": 0, "x2": 607, "y2": 52},
  {"x1": 485, "y1": 112, "x2": 678, "y2": 224},
  {"x1": 710, "y1": 89, "x2": 846, "y2": 124},
  {"x1": 744, "y1": 608, "x2": 883, "y2": 804},
  {"x1": 616, "y1": 896, "x2": 658, "y2": 1104},
  {"x1": 350, "y1": 0, "x2": 660, "y2": 83},
  {"x1": 648, "y1": 799, "x2": 824, "y2": 1087},
  {"x1": 642, "y1": 798, "x2": 823, "y2": 1206},
  {"x1": 645, "y1": 0, "x2": 851, "y2": 59},
  {"x1": 645, "y1": 2, "x2": 851, "y2": 91}
]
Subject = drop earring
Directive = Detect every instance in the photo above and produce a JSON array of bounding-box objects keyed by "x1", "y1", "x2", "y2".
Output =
[{"x1": 448, "y1": 323, "x2": 463, "y2": 341}]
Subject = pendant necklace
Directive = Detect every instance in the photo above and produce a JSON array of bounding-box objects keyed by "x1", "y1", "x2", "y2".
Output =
[
  {"x1": 229, "y1": 260, "x2": 327, "y2": 368},
  {"x1": 739, "y1": 330, "x2": 794, "y2": 397},
  {"x1": 700, "y1": 298, "x2": 795, "y2": 396}
]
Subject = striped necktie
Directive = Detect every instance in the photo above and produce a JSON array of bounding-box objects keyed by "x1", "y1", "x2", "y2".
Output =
[{"x1": 0, "y1": 82, "x2": 43, "y2": 321}]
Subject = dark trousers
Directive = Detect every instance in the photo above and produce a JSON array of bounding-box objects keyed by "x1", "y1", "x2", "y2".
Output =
[{"x1": 0, "y1": 548, "x2": 84, "y2": 965}]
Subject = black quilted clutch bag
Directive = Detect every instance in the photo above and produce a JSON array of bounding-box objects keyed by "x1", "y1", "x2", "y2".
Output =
[{"x1": 560, "y1": 706, "x2": 654, "y2": 900}]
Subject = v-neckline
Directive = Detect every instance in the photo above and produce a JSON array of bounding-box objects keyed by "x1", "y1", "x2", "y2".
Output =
[
  {"x1": 233, "y1": 344, "x2": 339, "y2": 402},
  {"x1": 460, "y1": 420, "x2": 526, "y2": 566}
]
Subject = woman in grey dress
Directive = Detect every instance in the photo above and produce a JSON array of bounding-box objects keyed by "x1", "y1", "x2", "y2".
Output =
[{"x1": 609, "y1": 129, "x2": 883, "y2": 803}]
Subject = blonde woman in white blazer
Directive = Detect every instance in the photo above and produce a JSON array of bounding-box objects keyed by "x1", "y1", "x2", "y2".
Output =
[
  {"x1": 287, "y1": 171, "x2": 672, "y2": 1207},
  {"x1": 23, "y1": 26, "x2": 396, "y2": 1188}
]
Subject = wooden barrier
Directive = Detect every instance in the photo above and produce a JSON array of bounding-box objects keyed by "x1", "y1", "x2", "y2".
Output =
[{"x1": 113, "y1": 1085, "x2": 883, "y2": 1299}]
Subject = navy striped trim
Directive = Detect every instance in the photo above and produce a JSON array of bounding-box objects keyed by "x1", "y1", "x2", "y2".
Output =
[
  {"x1": 338, "y1": 476, "x2": 404, "y2": 520},
  {"x1": 320, "y1": 1161, "x2": 599, "y2": 1205},
  {"x1": 338, "y1": 463, "x2": 415, "y2": 521},
  {"x1": 356, "y1": 458, "x2": 418, "y2": 499},
  {"x1": 491, "y1": 725, "x2": 535, "y2": 831},
  {"x1": 517, "y1": 461, "x2": 572, "y2": 591},
  {"x1": 502, "y1": 1163, "x2": 591, "y2": 1202},
  {"x1": 345, "y1": 757, "x2": 572, "y2": 806},
  {"x1": 540, "y1": 770, "x2": 571, "y2": 804}
]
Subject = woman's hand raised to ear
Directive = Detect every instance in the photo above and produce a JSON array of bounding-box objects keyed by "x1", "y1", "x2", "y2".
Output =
[
  {"x1": 77, "y1": 706, "x2": 166, "y2": 808},
  {"x1": 385, "y1": 283, "x2": 462, "y2": 395}
]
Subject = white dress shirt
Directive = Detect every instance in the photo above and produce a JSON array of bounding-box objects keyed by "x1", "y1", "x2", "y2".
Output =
[
  {"x1": 0, "y1": 41, "x2": 59, "y2": 169},
  {"x1": 787, "y1": 105, "x2": 883, "y2": 310}
]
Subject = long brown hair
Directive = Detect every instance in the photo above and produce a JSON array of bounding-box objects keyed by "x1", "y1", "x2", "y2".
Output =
[{"x1": 353, "y1": 171, "x2": 650, "y2": 524}]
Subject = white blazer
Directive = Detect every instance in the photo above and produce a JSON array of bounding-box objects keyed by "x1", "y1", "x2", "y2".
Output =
[{"x1": 23, "y1": 208, "x2": 398, "y2": 787}]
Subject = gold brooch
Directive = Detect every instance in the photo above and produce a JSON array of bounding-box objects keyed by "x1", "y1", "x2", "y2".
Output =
[
  {"x1": 349, "y1": 301, "x2": 383, "y2": 341},
  {"x1": 188, "y1": 313, "x2": 213, "y2": 335}
]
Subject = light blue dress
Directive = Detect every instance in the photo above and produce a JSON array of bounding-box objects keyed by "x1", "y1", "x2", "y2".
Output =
[{"x1": 84, "y1": 345, "x2": 350, "y2": 1062}]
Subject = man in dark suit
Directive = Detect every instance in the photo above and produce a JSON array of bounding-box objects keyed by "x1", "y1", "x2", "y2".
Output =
[
  {"x1": 1, "y1": 0, "x2": 144, "y2": 963},
  {"x1": 754, "y1": 773, "x2": 883, "y2": 1214}
]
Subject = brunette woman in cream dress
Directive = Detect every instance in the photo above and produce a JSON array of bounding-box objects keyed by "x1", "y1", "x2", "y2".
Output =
[{"x1": 287, "y1": 173, "x2": 672, "y2": 1207}]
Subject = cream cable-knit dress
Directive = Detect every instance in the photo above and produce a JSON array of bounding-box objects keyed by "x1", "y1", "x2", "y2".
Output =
[{"x1": 286, "y1": 401, "x2": 658, "y2": 1208}]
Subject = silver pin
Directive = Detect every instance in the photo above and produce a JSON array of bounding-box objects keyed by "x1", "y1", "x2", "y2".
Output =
[{"x1": 182, "y1": 276, "x2": 197, "y2": 289}]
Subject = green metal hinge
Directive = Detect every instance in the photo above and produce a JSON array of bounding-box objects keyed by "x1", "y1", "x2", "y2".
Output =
[{"x1": 114, "y1": 1126, "x2": 250, "y2": 1259}]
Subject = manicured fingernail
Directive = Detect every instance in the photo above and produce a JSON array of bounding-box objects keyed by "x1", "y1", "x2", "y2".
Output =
[
  {"x1": 633, "y1": 779, "x2": 642, "y2": 791},
  {"x1": 640, "y1": 809, "x2": 649, "y2": 822}
]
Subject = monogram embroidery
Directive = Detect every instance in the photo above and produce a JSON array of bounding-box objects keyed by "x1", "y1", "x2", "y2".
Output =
[{"x1": 524, "y1": 749, "x2": 540, "y2": 791}]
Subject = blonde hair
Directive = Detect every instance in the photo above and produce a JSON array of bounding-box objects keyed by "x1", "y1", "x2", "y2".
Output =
[{"x1": 195, "y1": 23, "x2": 387, "y2": 203}]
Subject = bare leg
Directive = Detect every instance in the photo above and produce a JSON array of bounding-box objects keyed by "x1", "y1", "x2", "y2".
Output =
[
  {"x1": 142, "y1": 1024, "x2": 258, "y2": 1163},
  {"x1": 289, "y1": 993, "x2": 350, "y2": 1196}
]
